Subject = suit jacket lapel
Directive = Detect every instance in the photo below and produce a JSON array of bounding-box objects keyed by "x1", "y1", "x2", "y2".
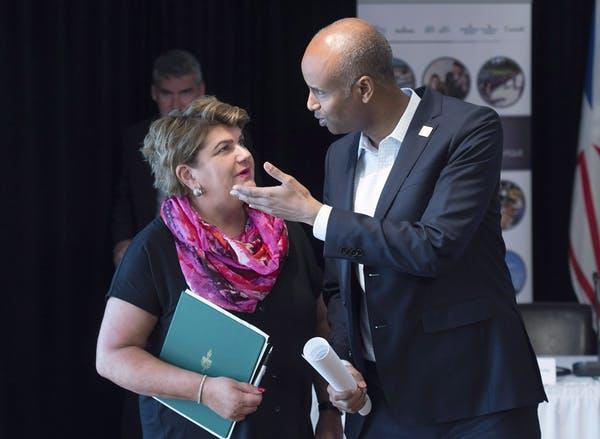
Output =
[
  {"x1": 338, "y1": 132, "x2": 360, "y2": 211},
  {"x1": 374, "y1": 87, "x2": 442, "y2": 219},
  {"x1": 335, "y1": 133, "x2": 360, "y2": 321}
]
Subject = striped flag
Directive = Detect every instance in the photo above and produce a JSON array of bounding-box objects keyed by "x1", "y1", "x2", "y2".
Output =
[{"x1": 569, "y1": 0, "x2": 600, "y2": 317}]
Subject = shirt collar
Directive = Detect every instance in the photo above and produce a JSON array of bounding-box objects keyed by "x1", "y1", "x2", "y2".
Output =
[{"x1": 358, "y1": 88, "x2": 421, "y2": 156}]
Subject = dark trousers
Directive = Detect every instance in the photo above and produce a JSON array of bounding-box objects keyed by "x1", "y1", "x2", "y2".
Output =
[{"x1": 352, "y1": 361, "x2": 541, "y2": 439}]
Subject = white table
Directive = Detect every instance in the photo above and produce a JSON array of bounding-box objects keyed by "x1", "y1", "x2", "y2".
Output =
[{"x1": 538, "y1": 356, "x2": 600, "y2": 439}]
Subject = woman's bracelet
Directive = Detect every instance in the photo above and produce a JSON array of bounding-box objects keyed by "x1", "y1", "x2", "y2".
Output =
[{"x1": 196, "y1": 374, "x2": 208, "y2": 404}]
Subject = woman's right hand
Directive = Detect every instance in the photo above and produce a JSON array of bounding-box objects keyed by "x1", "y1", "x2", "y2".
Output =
[{"x1": 202, "y1": 376, "x2": 264, "y2": 421}]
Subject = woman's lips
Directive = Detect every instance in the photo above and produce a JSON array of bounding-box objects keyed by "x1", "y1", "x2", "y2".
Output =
[{"x1": 236, "y1": 169, "x2": 251, "y2": 178}]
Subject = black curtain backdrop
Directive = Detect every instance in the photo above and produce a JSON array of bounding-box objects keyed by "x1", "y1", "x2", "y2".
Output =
[
  {"x1": 0, "y1": 0, "x2": 594, "y2": 437},
  {"x1": 531, "y1": 0, "x2": 595, "y2": 301}
]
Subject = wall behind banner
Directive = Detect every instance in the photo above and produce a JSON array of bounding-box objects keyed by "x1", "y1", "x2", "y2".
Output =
[{"x1": 0, "y1": 0, "x2": 594, "y2": 437}]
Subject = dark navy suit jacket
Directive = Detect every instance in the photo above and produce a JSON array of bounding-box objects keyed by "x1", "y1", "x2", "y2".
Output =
[{"x1": 322, "y1": 87, "x2": 545, "y2": 436}]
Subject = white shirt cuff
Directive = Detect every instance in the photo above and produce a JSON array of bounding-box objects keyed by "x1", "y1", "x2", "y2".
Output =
[{"x1": 312, "y1": 205, "x2": 332, "y2": 241}]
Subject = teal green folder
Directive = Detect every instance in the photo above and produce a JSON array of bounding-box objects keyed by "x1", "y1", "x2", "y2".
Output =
[{"x1": 155, "y1": 289, "x2": 269, "y2": 439}]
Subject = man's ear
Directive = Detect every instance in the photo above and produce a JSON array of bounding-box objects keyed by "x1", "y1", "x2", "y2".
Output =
[
  {"x1": 356, "y1": 76, "x2": 374, "y2": 103},
  {"x1": 175, "y1": 164, "x2": 196, "y2": 192}
]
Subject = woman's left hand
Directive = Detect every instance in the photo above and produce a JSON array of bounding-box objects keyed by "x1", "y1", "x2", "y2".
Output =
[{"x1": 314, "y1": 409, "x2": 343, "y2": 439}]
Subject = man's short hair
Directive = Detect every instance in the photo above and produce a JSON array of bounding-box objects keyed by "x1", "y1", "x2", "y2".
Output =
[
  {"x1": 329, "y1": 21, "x2": 395, "y2": 89},
  {"x1": 152, "y1": 49, "x2": 203, "y2": 86}
]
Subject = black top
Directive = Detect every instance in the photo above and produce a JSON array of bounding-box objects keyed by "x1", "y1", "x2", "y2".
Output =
[{"x1": 108, "y1": 218, "x2": 321, "y2": 439}]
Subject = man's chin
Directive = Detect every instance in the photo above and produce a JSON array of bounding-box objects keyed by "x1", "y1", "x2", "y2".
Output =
[
  {"x1": 321, "y1": 121, "x2": 351, "y2": 135},
  {"x1": 325, "y1": 124, "x2": 338, "y2": 134},
  {"x1": 326, "y1": 125, "x2": 346, "y2": 135}
]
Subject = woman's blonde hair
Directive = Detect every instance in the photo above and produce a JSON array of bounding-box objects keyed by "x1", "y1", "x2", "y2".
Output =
[{"x1": 141, "y1": 95, "x2": 250, "y2": 197}]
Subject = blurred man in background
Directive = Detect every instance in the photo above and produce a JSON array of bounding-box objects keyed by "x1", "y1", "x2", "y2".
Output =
[{"x1": 112, "y1": 49, "x2": 205, "y2": 266}]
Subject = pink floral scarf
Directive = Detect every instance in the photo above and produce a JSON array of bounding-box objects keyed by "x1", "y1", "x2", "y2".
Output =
[{"x1": 161, "y1": 196, "x2": 288, "y2": 313}]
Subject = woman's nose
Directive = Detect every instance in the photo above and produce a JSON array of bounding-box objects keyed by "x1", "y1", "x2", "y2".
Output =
[{"x1": 236, "y1": 144, "x2": 252, "y2": 161}]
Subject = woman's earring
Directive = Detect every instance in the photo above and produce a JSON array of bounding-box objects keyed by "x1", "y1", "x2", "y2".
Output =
[{"x1": 192, "y1": 186, "x2": 204, "y2": 197}]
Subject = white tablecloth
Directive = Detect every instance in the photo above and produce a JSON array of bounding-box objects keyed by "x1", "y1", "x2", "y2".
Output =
[{"x1": 538, "y1": 356, "x2": 600, "y2": 439}]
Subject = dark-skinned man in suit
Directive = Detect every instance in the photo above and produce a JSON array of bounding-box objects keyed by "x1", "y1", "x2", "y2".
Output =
[{"x1": 231, "y1": 18, "x2": 545, "y2": 439}]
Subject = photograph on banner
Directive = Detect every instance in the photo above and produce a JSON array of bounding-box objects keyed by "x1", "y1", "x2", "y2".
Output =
[
  {"x1": 423, "y1": 57, "x2": 471, "y2": 100},
  {"x1": 478, "y1": 56, "x2": 525, "y2": 108},
  {"x1": 500, "y1": 180, "x2": 526, "y2": 231},
  {"x1": 500, "y1": 170, "x2": 532, "y2": 302},
  {"x1": 505, "y1": 250, "x2": 527, "y2": 295},
  {"x1": 357, "y1": 1, "x2": 531, "y2": 116}
]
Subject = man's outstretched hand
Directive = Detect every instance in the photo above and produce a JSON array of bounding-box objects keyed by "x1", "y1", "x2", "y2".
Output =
[{"x1": 230, "y1": 162, "x2": 322, "y2": 225}]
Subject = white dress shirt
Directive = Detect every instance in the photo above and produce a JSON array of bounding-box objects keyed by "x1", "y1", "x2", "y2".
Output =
[{"x1": 313, "y1": 88, "x2": 421, "y2": 361}]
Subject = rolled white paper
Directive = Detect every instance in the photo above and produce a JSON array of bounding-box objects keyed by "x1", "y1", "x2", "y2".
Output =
[{"x1": 302, "y1": 337, "x2": 372, "y2": 416}]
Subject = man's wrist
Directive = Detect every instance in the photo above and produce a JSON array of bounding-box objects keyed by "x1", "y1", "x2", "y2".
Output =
[
  {"x1": 318, "y1": 401, "x2": 341, "y2": 415},
  {"x1": 305, "y1": 199, "x2": 323, "y2": 226}
]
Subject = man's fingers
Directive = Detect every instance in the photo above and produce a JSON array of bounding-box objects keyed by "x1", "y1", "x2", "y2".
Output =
[
  {"x1": 230, "y1": 187, "x2": 276, "y2": 208},
  {"x1": 350, "y1": 372, "x2": 366, "y2": 389},
  {"x1": 331, "y1": 391, "x2": 364, "y2": 413},
  {"x1": 342, "y1": 362, "x2": 367, "y2": 388},
  {"x1": 347, "y1": 396, "x2": 367, "y2": 413},
  {"x1": 330, "y1": 390, "x2": 354, "y2": 402},
  {"x1": 232, "y1": 161, "x2": 293, "y2": 189},
  {"x1": 327, "y1": 381, "x2": 368, "y2": 413},
  {"x1": 230, "y1": 186, "x2": 289, "y2": 215},
  {"x1": 263, "y1": 162, "x2": 286, "y2": 183},
  {"x1": 230, "y1": 191, "x2": 253, "y2": 207},
  {"x1": 343, "y1": 389, "x2": 367, "y2": 413},
  {"x1": 231, "y1": 185, "x2": 273, "y2": 198},
  {"x1": 264, "y1": 162, "x2": 300, "y2": 188}
]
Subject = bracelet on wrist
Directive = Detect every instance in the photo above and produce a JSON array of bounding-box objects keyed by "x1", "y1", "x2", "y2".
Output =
[
  {"x1": 196, "y1": 374, "x2": 208, "y2": 404},
  {"x1": 318, "y1": 401, "x2": 341, "y2": 415}
]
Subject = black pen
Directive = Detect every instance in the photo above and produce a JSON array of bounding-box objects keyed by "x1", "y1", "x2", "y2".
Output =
[{"x1": 253, "y1": 345, "x2": 273, "y2": 387}]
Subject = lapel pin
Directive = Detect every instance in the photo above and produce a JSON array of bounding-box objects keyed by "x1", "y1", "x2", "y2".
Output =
[{"x1": 418, "y1": 125, "x2": 433, "y2": 137}]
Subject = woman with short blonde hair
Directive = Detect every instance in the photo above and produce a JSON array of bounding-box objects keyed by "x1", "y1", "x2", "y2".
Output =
[{"x1": 96, "y1": 96, "x2": 340, "y2": 438}]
